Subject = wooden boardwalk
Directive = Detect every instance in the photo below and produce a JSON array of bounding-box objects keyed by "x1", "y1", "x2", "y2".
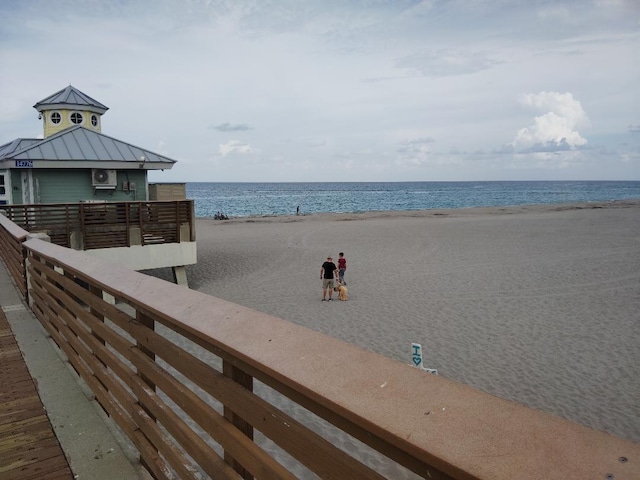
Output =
[{"x1": 0, "y1": 308, "x2": 74, "y2": 480}]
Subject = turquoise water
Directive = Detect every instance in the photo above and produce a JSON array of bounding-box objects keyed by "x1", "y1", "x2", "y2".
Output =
[{"x1": 187, "y1": 181, "x2": 640, "y2": 218}]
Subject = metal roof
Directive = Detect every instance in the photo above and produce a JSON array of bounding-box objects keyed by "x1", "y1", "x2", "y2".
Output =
[
  {"x1": 33, "y1": 85, "x2": 109, "y2": 114},
  {"x1": 0, "y1": 126, "x2": 176, "y2": 167},
  {"x1": 0, "y1": 138, "x2": 41, "y2": 158}
]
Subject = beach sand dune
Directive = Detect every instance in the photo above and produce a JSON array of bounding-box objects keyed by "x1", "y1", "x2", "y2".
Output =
[{"x1": 148, "y1": 200, "x2": 640, "y2": 445}]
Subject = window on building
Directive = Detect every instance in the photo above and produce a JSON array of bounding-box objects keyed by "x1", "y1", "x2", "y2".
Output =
[
  {"x1": 0, "y1": 174, "x2": 6, "y2": 195},
  {"x1": 70, "y1": 112, "x2": 84, "y2": 124},
  {"x1": 51, "y1": 112, "x2": 61, "y2": 124},
  {"x1": 91, "y1": 114, "x2": 99, "y2": 127}
]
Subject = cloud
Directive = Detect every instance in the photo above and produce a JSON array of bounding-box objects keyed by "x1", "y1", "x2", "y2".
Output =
[
  {"x1": 396, "y1": 138, "x2": 432, "y2": 157},
  {"x1": 403, "y1": 137, "x2": 435, "y2": 146},
  {"x1": 218, "y1": 140, "x2": 253, "y2": 157},
  {"x1": 308, "y1": 139, "x2": 327, "y2": 148},
  {"x1": 395, "y1": 137, "x2": 440, "y2": 166},
  {"x1": 212, "y1": 122, "x2": 252, "y2": 132},
  {"x1": 2, "y1": 1, "x2": 639, "y2": 182},
  {"x1": 395, "y1": 49, "x2": 502, "y2": 77},
  {"x1": 511, "y1": 92, "x2": 589, "y2": 152}
]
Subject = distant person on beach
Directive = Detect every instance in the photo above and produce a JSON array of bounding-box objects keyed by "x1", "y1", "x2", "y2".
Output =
[
  {"x1": 320, "y1": 256, "x2": 338, "y2": 301},
  {"x1": 296, "y1": 205, "x2": 300, "y2": 215},
  {"x1": 337, "y1": 252, "x2": 347, "y2": 285}
]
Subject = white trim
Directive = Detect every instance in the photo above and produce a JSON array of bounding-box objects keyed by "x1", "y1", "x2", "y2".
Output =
[
  {"x1": 50, "y1": 110, "x2": 62, "y2": 125},
  {"x1": 0, "y1": 160, "x2": 173, "y2": 170},
  {"x1": 21, "y1": 170, "x2": 34, "y2": 204},
  {"x1": 68, "y1": 110, "x2": 85, "y2": 126},
  {"x1": 0, "y1": 170, "x2": 9, "y2": 205}
]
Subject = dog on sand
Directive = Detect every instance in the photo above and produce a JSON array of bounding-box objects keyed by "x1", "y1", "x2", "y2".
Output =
[{"x1": 333, "y1": 283, "x2": 348, "y2": 301}]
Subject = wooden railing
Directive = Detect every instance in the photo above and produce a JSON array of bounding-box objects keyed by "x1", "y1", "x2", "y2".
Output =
[
  {"x1": 0, "y1": 213, "x2": 29, "y2": 299},
  {"x1": 12, "y1": 236, "x2": 639, "y2": 479},
  {"x1": 1, "y1": 200, "x2": 195, "y2": 250}
]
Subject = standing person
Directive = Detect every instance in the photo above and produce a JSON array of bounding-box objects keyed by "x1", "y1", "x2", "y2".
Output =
[
  {"x1": 320, "y1": 256, "x2": 338, "y2": 301},
  {"x1": 337, "y1": 252, "x2": 347, "y2": 285},
  {"x1": 296, "y1": 205, "x2": 300, "y2": 216}
]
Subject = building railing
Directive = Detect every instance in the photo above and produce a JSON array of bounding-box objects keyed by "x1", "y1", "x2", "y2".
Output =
[
  {"x1": 1, "y1": 200, "x2": 195, "y2": 250},
  {"x1": 1, "y1": 215, "x2": 638, "y2": 480}
]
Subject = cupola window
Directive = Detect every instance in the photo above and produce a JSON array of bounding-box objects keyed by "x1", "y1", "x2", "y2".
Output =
[
  {"x1": 91, "y1": 114, "x2": 99, "y2": 127},
  {"x1": 51, "y1": 111, "x2": 61, "y2": 124},
  {"x1": 70, "y1": 112, "x2": 84, "y2": 124}
]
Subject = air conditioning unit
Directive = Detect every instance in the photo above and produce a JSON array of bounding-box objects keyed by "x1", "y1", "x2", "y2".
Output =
[{"x1": 92, "y1": 169, "x2": 117, "y2": 188}]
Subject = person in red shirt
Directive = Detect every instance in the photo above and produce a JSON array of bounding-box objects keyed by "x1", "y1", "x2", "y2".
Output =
[{"x1": 337, "y1": 252, "x2": 347, "y2": 286}]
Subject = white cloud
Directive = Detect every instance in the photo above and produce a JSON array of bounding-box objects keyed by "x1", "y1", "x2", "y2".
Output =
[
  {"x1": 512, "y1": 92, "x2": 590, "y2": 152},
  {"x1": 395, "y1": 49, "x2": 502, "y2": 77},
  {"x1": 218, "y1": 140, "x2": 253, "y2": 157}
]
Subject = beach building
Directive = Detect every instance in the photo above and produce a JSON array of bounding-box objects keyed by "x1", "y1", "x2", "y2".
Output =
[
  {"x1": 0, "y1": 85, "x2": 177, "y2": 205},
  {"x1": 0, "y1": 85, "x2": 195, "y2": 285}
]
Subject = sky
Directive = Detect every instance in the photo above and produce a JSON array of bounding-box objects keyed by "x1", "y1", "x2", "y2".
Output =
[{"x1": 1, "y1": 0, "x2": 639, "y2": 183}]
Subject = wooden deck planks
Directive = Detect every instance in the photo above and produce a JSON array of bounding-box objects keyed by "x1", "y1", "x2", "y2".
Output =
[{"x1": 0, "y1": 309, "x2": 73, "y2": 480}]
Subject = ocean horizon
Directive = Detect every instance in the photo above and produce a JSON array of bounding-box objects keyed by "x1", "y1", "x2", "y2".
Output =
[{"x1": 186, "y1": 180, "x2": 640, "y2": 219}]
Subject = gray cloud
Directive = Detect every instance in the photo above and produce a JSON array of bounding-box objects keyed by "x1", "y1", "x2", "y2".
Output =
[
  {"x1": 403, "y1": 137, "x2": 435, "y2": 145},
  {"x1": 212, "y1": 123, "x2": 252, "y2": 132},
  {"x1": 395, "y1": 49, "x2": 502, "y2": 77},
  {"x1": 524, "y1": 138, "x2": 573, "y2": 153}
]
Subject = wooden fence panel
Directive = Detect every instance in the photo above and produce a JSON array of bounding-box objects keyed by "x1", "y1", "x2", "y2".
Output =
[{"x1": 2, "y1": 200, "x2": 194, "y2": 251}]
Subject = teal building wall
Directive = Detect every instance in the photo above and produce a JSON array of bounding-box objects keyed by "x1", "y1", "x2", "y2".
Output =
[{"x1": 11, "y1": 169, "x2": 148, "y2": 204}]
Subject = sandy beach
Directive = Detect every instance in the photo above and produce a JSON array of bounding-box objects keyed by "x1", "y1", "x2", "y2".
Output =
[{"x1": 149, "y1": 199, "x2": 640, "y2": 444}]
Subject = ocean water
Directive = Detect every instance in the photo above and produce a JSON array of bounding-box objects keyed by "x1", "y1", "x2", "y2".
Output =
[{"x1": 187, "y1": 181, "x2": 640, "y2": 218}]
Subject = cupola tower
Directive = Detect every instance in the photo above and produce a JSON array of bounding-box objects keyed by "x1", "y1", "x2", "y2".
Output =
[{"x1": 33, "y1": 85, "x2": 109, "y2": 138}]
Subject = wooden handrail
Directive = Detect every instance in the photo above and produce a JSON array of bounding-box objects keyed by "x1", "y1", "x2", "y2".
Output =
[
  {"x1": 0, "y1": 212, "x2": 29, "y2": 299},
  {"x1": 19, "y1": 237, "x2": 640, "y2": 480}
]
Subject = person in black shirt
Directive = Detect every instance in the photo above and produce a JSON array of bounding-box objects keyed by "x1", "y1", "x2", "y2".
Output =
[{"x1": 320, "y1": 256, "x2": 338, "y2": 301}]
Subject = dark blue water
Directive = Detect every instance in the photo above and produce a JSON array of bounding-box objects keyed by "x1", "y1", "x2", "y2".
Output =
[{"x1": 187, "y1": 181, "x2": 640, "y2": 218}]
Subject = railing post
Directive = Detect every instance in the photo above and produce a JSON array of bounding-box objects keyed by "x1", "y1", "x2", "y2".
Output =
[
  {"x1": 175, "y1": 201, "x2": 180, "y2": 244},
  {"x1": 19, "y1": 239, "x2": 29, "y2": 305},
  {"x1": 136, "y1": 310, "x2": 158, "y2": 472},
  {"x1": 125, "y1": 202, "x2": 130, "y2": 247},
  {"x1": 138, "y1": 202, "x2": 144, "y2": 246},
  {"x1": 88, "y1": 284, "x2": 106, "y2": 346},
  {"x1": 136, "y1": 311, "x2": 156, "y2": 390},
  {"x1": 222, "y1": 360, "x2": 254, "y2": 480},
  {"x1": 80, "y1": 203, "x2": 87, "y2": 250},
  {"x1": 189, "y1": 200, "x2": 195, "y2": 241},
  {"x1": 23, "y1": 243, "x2": 33, "y2": 308}
]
